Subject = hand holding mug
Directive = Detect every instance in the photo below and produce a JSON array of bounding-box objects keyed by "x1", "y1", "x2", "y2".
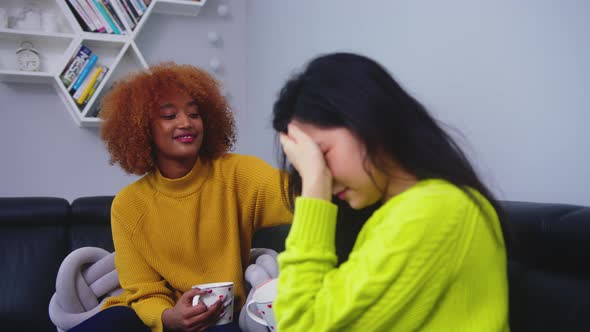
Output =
[
  {"x1": 162, "y1": 287, "x2": 224, "y2": 332},
  {"x1": 192, "y1": 282, "x2": 235, "y2": 326}
]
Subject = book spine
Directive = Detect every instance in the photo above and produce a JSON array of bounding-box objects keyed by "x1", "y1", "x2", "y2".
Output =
[
  {"x1": 68, "y1": 0, "x2": 96, "y2": 31},
  {"x1": 92, "y1": 0, "x2": 119, "y2": 34},
  {"x1": 102, "y1": 0, "x2": 126, "y2": 33},
  {"x1": 82, "y1": 66, "x2": 108, "y2": 105},
  {"x1": 79, "y1": 0, "x2": 106, "y2": 33},
  {"x1": 123, "y1": 0, "x2": 140, "y2": 23},
  {"x1": 135, "y1": 0, "x2": 147, "y2": 12},
  {"x1": 88, "y1": 105, "x2": 101, "y2": 117},
  {"x1": 60, "y1": 45, "x2": 92, "y2": 87},
  {"x1": 75, "y1": 66, "x2": 103, "y2": 104},
  {"x1": 71, "y1": 54, "x2": 98, "y2": 93},
  {"x1": 129, "y1": 0, "x2": 145, "y2": 16},
  {"x1": 85, "y1": 0, "x2": 113, "y2": 33},
  {"x1": 60, "y1": 45, "x2": 80, "y2": 82},
  {"x1": 110, "y1": 0, "x2": 135, "y2": 30}
]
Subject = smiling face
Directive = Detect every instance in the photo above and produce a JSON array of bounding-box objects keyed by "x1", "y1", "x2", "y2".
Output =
[
  {"x1": 291, "y1": 120, "x2": 389, "y2": 209},
  {"x1": 151, "y1": 87, "x2": 204, "y2": 176}
]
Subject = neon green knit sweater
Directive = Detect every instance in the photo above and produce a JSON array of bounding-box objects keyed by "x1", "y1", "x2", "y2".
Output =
[
  {"x1": 275, "y1": 179, "x2": 509, "y2": 331},
  {"x1": 102, "y1": 154, "x2": 292, "y2": 332}
]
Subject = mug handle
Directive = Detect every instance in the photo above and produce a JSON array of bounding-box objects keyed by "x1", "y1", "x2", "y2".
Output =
[
  {"x1": 245, "y1": 300, "x2": 268, "y2": 326},
  {"x1": 192, "y1": 295, "x2": 201, "y2": 307}
]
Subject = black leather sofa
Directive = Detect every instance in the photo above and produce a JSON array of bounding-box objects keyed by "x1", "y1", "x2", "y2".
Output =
[{"x1": 0, "y1": 196, "x2": 589, "y2": 332}]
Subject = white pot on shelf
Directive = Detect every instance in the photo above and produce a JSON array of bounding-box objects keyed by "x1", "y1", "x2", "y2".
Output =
[{"x1": 12, "y1": 6, "x2": 42, "y2": 31}]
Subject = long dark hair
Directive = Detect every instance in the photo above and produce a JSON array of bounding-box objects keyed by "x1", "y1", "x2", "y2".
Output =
[{"x1": 272, "y1": 52, "x2": 510, "y2": 245}]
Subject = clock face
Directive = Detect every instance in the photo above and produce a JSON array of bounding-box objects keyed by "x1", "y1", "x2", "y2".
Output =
[{"x1": 17, "y1": 49, "x2": 41, "y2": 72}]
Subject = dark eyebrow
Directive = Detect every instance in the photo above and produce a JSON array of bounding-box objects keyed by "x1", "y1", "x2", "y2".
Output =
[{"x1": 187, "y1": 100, "x2": 199, "y2": 107}]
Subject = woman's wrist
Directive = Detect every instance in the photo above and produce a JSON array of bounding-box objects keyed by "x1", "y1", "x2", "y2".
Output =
[
  {"x1": 301, "y1": 169, "x2": 332, "y2": 201},
  {"x1": 162, "y1": 308, "x2": 177, "y2": 330}
]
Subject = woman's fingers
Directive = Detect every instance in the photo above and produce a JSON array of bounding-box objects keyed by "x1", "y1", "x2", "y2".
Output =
[
  {"x1": 280, "y1": 123, "x2": 333, "y2": 200},
  {"x1": 188, "y1": 299, "x2": 224, "y2": 331},
  {"x1": 279, "y1": 124, "x2": 319, "y2": 170}
]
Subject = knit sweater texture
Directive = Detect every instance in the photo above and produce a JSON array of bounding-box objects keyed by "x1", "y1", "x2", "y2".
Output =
[
  {"x1": 275, "y1": 179, "x2": 509, "y2": 331},
  {"x1": 103, "y1": 154, "x2": 292, "y2": 332}
]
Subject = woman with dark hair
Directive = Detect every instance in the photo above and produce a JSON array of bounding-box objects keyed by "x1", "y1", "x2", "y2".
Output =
[
  {"x1": 272, "y1": 53, "x2": 510, "y2": 331},
  {"x1": 69, "y1": 63, "x2": 292, "y2": 332}
]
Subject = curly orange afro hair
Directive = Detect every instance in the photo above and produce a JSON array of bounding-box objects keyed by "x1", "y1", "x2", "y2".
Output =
[{"x1": 99, "y1": 62, "x2": 236, "y2": 175}]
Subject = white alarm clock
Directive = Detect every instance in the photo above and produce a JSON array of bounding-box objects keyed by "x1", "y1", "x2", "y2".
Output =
[{"x1": 16, "y1": 41, "x2": 41, "y2": 72}]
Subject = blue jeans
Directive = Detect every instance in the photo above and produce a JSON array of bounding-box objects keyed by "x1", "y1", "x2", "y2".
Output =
[{"x1": 67, "y1": 306, "x2": 241, "y2": 332}]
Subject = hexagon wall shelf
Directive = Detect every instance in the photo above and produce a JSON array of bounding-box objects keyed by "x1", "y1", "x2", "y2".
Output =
[{"x1": 0, "y1": 0, "x2": 207, "y2": 127}]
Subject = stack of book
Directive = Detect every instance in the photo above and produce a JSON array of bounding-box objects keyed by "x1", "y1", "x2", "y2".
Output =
[
  {"x1": 59, "y1": 44, "x2": 110, "y2": 110},
  {"x1": 66, "y1": 0, "x2": 152, "y2": 34}
]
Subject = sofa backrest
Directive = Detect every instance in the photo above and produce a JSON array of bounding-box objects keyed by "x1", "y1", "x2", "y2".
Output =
[
  {"x1": 69, "y1": 196, "x2": 114, "y2": 252},
  {"x1": 0, "y1": 197, "x2": 71, "y2": 332},
  {"x1": 1, "y1": 196, "x2": 589, "y2": 332},
  {"x1": 501, "y1": 201, "x2": 590, "y2": 331}
]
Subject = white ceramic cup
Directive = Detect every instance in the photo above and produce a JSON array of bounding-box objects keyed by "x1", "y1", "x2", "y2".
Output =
[
  {"x1": 192, "y1": 281, "x2": 235, "y2": 325},
  {"x1": 15, "y1": 7, "x2": 41, "y2": 31},
  {"x1": 246, "y1": 278, "x2": 278, "y2": 331}
]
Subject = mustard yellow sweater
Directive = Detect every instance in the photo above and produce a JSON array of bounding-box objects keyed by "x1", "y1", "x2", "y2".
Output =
[
  {"x1": 103, "y1": 154, "x2": 292, "y2": 332},
  {"x1": 275, "y1": 179, "x2": 509, "y2": 331}
]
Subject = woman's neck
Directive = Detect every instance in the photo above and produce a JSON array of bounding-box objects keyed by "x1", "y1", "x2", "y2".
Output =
[
  {"x1": 157, "y1": 157, "x2": 198, "y2": 179},
  {"x1": 383, "y1": 166, "x2": 418, "y2": 202}
]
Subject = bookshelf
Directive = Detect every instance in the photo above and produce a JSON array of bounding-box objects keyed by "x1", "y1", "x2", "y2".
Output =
[{"x1": 0, "y1": 0, "x2": 207, "y2": 127}]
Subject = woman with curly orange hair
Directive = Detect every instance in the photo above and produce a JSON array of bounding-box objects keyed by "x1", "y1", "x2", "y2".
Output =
[{"x1": 68, "y1": 63, "x2": 291, "y2": 332}]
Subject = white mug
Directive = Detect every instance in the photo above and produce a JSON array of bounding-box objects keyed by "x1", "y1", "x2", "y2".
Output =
[
  {"x1": 192, "y1": 281, "x2": 235, "y2": 325},
  {"x1": 246, "y1": 278, "x2": 278, "y2": 331},
  {"x1": 14, "y1": 6, "x2": 41, "y2": 31}
]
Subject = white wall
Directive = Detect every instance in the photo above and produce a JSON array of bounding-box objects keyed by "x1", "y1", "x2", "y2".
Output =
[
  {"x1": 244, "y1": 0, "x2": 590, "y2": 205},
  {"x1": 0, "y1": 0, "x2": 247, "y2": 202},
  {"x1": 1, "y1": 0, "x2": 588, "y2": 206}
]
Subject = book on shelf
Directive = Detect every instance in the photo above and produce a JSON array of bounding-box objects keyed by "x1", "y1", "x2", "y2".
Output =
[
  {"x1": 78, "y1": 0, "x2": 107, "y2": 33},
  {"x1": 67, "y1": 0, "x2": 96, "y2": 32},
  {"x1": 88, "y1": 105, "x2": 102, "y2": 118},
  {"x1": 87, "y1": 83, "x2": 117, "y2": 117},
  {"x1": 81, "y1": 67, "x2": 109, "y2": 106},
  {"x1": 73, "y1": 65, "x2": 104, "y2": 105},
  {"x1": 86, "y1": 0, "x2": 113, "y2": 34},
  {"x1": 110, "y1": 0, "x2": 136, "y2": 30},
  {"x1": 60, "y1": 45, "x2": 92, "y2": 87},
  {"x1": 114, "y1": 0, "x2": 134, "y2": 25},
  {"x1": 123, "y1": 0, "x2": 141, "y2": 22},
  {"x1": 92, "y1": 0, "x2": 122, "y2": 34},
  {"x1": 70, "y1": 53, "x2": 99, "y2": 93},
  {"x1": 129, "y1": 0, "x2": 146, "y2": 16},
  {"x1": 102, "y1": 0, "x2": 127, "y2": 33},
  {"x1": 73, "y1": 65, "x2": 102, "y2": 104}
]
